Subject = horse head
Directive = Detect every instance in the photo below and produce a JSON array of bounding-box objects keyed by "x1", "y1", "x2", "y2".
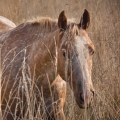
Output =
[{"x1": 57, "y1": 9, "x2": 94, "y2": 108}]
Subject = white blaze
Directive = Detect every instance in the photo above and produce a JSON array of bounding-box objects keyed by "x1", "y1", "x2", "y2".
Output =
[{"x1": 75, "y1": 35, "x2": 90, "y2": 93}]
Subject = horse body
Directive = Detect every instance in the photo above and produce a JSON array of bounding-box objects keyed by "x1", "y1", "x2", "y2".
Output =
[
  {"x1": 1, "y1": 10, "x2": 94, "y2": 120},
  {"x1": 1, "y1": 18, "x2": 66, "y2": 120}
]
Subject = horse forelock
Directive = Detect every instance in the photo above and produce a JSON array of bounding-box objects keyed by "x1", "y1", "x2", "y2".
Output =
[
  {"x1": 67, "y1": 24, "x2": 94, "y2": 50},
  {"x1": 61, "y1": 23, "x2": 91, "y2": 46}
]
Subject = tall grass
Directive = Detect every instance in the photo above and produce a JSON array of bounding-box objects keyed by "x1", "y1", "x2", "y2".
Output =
[
  {"x1": 1, "y1": 48, "x2": 65, "y2": 120},
  {"x1": 0, "y1": 0, "x2": 120, "y2": 120},
  {"x1": 0, "y1": 47, "x2": 2, "y2": 120}
]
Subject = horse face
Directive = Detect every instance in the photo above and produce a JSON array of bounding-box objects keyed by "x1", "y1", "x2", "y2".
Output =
[{"x1": 57, "y1": 10, "x2": 94, "y2": 108}]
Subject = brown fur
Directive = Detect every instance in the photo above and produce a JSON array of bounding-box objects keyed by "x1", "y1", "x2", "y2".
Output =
[
  {"x1": 0, "y1": 10, "x2": 94, "y2": 120},
  {"x1": 1, "y1": 17, "x2": 65, "y2": 120}
]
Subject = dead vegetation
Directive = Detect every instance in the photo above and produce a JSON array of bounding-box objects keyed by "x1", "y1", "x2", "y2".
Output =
[{"x1": 0, "y1": 0, "x2": 120, "y2": 119}]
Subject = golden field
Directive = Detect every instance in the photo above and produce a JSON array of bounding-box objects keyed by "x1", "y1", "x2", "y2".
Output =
[{"x1": 0, "y1": 0, "x2": 120, "y2": 119}]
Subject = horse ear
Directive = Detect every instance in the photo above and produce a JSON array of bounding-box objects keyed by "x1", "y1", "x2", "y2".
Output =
[
  {"x1": 58, "y1": 11, "x2": 67, "y2": 31},
  {"x1": 79, "y1": 9, "x2": 90, "y2": 30}
]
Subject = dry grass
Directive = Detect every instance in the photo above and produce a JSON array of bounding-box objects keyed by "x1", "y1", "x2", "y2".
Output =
[
  {"x1": 1, "y1": 49, "x2": 64, "y2": 120},
  {"x1": 0, "y1": 0, "x2": 120, "y2": 120}
]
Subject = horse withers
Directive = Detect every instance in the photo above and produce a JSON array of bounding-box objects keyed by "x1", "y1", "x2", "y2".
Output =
[{"x1": 1, "y1": 9, "x2": 94, "y2": 120}]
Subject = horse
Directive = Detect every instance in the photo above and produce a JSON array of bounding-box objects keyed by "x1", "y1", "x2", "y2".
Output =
[
  {"x1": 0, "y1": 9, "x2": 95, "y2": 120},
  {"x1": 0, "y1": 16, "x2": 16, "y2": 33}
]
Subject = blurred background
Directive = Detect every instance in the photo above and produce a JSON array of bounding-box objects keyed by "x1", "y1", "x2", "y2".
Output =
[{"x1": 0, "y1": 0, "x2": 120, "y2": 119}]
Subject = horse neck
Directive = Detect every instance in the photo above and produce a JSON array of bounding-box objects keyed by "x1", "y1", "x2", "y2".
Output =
[{"x1": 29, "y1": 30, "x2": 59, "y2": 85}]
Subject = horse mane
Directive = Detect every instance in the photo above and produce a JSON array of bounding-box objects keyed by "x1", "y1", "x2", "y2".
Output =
[
  {"x1": 24, "y1": 17, "x2": 58, "y2": 33},
  {"x1": 24, "y1": 17, "x2": 77, "y2": 33}
]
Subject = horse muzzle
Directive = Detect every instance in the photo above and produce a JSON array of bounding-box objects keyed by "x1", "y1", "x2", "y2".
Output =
[{"x1": 75, "y1": 90, "x2": 94, "y2": 109}]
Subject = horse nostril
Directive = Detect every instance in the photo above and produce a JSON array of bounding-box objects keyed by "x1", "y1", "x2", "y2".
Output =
[
  {"x1": 80, "y1": 93, "x2": 84, "y2": 103},
  {"x1": 91, "y1": 90, "x2": 94, "y2": 97},
  {"x1": 93, "y1": 91, "x2": 94, "y2": 97}
]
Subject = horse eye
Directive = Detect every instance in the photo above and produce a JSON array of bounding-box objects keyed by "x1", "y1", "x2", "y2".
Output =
[{"x1": 62, "y1": 49, "x2": 66, "y2": 57}]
